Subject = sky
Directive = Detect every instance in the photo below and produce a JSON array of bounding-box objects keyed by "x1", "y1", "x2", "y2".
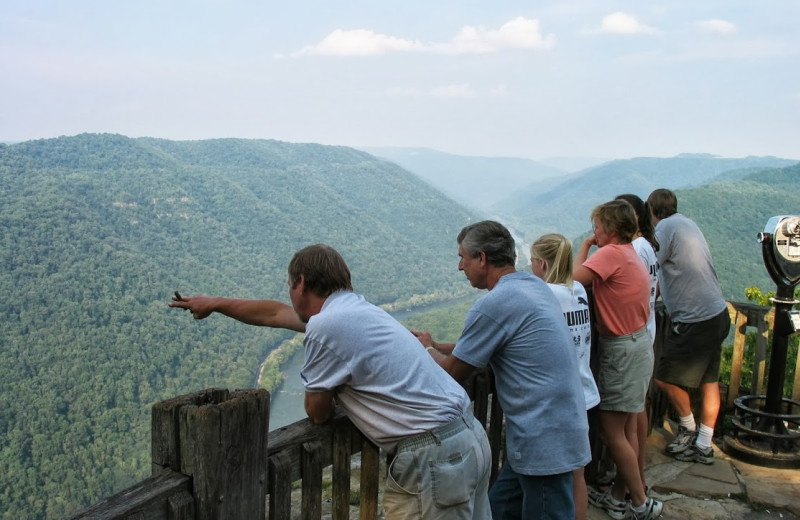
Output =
[{"x1": 1, "y1": 1, "x2": 799, "y2": 161}]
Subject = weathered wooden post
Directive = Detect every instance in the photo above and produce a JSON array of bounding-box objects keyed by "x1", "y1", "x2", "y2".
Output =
[{"x1": 152, "y1": 388, "x2": 270, "y2": 519}]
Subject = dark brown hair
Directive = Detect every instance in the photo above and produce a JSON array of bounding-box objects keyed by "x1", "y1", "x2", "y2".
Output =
[
  {"x1": 615, "y1": 193, "x2": 660, "y2": 252},
  {"x1": 647, "y1": 188, "x2": 678, "y2": 220},
  {"x1": 288, "y1": 244, "x2": 353, "y2": 297}
]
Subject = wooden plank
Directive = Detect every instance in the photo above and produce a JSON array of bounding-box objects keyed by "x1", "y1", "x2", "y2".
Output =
[
  {"x1": 65, "y1": 470, "x2": 190, "y2": 520},
  {"x1": 301, "y1": 441, "x2": 323, "y2": 520},
  {"x1": 268, "y1": 452, "x2": 293, "y2": 520},
  {"x1": 167, "y1": 490, "x2": 194, "y2": 520},
  {"x1": 471, "y1": 370, "x2": 490, "y2": 428},
  {"x1": 754, "y1": 312, "x2": 769, "y2": 396},
  {"x1": 488, "y1": 379, "x2": 504, "y2": 485},
  {"x1": 268, "y1": 414, "x2": 349, "y2": 482},
  {"x1": 180, "y1": 389, "x2": 269, "y2": 520},
  {"x1": 332, "y1": 425, "x2": 352, "y2": 520},
  {"x1": 359, "y1": 437, "x2": 380, "y2": 520},
  {"x1": 151, "y1": 388, "x2": 229, "y2": 474},
  {"x1": 727, "y1": 304, "x2": 746, "y2": 409}
]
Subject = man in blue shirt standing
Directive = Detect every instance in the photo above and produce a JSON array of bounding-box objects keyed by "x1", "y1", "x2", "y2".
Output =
[{"x1": 413, "y1": 220, "x2": 591, "y2": 520}]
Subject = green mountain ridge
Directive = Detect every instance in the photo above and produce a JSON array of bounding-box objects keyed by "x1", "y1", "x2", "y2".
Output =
[{"x1": 0, "y1": 134, "x2": 478, "y2": 519}]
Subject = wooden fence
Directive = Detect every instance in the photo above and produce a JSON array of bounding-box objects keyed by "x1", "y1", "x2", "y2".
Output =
[
  {"x1": 66, "y1": 372, "x2": 502, "y2": 520},
  {"x1": 67, "y1": 301, "x2": 799, "y2": 520}
]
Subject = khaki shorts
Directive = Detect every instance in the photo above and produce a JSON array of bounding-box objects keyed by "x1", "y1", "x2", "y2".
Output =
[
  {"x1": 597, "y1": 327, "x2": 653, "y2": 413},
  {"x1": 655, "y1": 309, "x2": 731, "y2": 388}
]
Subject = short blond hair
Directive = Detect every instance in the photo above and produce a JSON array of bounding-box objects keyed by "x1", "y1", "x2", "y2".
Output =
[{"x1": 591, "y1": 200, "x2": 638, "y2": 243}]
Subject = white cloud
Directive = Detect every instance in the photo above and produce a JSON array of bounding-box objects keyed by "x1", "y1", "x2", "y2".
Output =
[
  {"x1": 290, "y1": 17, "x2": 554, "y2": 58},
  {"x1": 292, "y1": 29, "x2": 424, "y2": 57},
  {"x1": 597, "y1": 12, "x2": 661, "y2": 36},
  {"x1": 386, "y1": 87, "x2": 423, "y2": 97},
  {"x1": 439, "y1": 17, "x2": 556, "y2": 54},
  {"x1": 490, "y1": 84, "x2": 509, "y2": 97},
  {"x1": 696, "y1": 19, "x2": 737, "y2": 36},
  {"x1": 385, "y1": 84, "x2": 477, "y2": 98},
  {"x1": 431, "y1": 84, "x2": 476, "y2": 98}
]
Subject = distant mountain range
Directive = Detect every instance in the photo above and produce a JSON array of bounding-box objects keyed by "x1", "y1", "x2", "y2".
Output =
[
  {"x1": 360, "y1": 146, "x2": 575, "y2": 212},
  {"x1": 1, "y1": 134, "x2": 797, "y2": 519},
  {"x1": 495, "y1": 153, "x2": 798, "y2": 240},
  {"x1": 362, "y1": 147, "x2": 799, "y2": 299}
]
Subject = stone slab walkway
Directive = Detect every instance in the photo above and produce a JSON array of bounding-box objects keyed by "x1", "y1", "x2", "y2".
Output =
[{"x1": 588, "y1": 422, "x2": 800, "y2": 520}]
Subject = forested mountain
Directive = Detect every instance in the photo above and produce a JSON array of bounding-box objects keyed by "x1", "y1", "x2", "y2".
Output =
[
  {"x1": 677, "y1": 163, "x2": 800, "y2": 300},
  {"x1": 0, "y1": 134, "x2": 479, "y2": 519},
  {"x1": 494, "y1": 154, "x2": 798, "y2": 242},
  {"x1": 360, "y1": 147, "x2": 567, "y2": 212}
]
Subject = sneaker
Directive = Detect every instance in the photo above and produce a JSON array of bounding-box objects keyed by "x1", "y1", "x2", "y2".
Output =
[
  {"x1": 674, "y1": 443, "x2": 714, "y2": 464},
  {"x1": 665, "y1": 426, "x2": 696, "y2": 454},
  {"x1": 626, "y1": 497, "x2": 663, "y2": 520},
  {"x1": 588, "y1": 489, "x2": 627, "y2": 520}
]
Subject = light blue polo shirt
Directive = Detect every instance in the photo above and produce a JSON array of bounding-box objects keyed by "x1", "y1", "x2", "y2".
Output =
[{"x1": 453, "y1": 271, "x2": 591, "y2": 475}]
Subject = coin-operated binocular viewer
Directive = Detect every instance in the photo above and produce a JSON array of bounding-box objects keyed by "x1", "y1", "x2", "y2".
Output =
[{"x1": 724, "y1": 216, "x2": 800, "y2": 467}]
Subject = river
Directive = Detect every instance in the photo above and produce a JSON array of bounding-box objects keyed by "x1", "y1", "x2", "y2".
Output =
[{"x1": 267, "y1": 293, "x2": 479, "y2": 428}]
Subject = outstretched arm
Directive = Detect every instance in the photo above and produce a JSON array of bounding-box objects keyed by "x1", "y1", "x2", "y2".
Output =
[{"x1": 170, "y1": 294, "x2": 306, "y2": 332}]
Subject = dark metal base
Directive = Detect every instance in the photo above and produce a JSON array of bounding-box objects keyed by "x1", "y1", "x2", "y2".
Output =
[
  {"x1": 723, "y1": 394, "x2": 800, "y2": 468},
  {"x1": 722, "y1": 435, "x2": 800, "y2": 469}
]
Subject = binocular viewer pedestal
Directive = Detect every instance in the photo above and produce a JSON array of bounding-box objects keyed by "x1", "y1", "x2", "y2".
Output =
[{"x1": 723, "y1": 216, "x2": 800, "y2": 468}]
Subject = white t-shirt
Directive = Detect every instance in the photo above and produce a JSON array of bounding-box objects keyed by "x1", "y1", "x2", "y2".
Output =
[
  {"x1": 302, "y1": 291, "x2": 470, "y2": 452},
  {"x1": 547, "y1": 281, "x2": 601, "y2": 410},
  {"x1": 632, "y1": 236, "x2": 659, "y2": 345}
]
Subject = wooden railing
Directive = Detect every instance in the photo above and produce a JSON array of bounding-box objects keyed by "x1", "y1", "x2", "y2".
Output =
[
  {"x1": 67, "y1": 300, "x2": 800, "y2": 520},
  {"x1": 67, "y1": 371, "x2": 502, "y2": 520}
]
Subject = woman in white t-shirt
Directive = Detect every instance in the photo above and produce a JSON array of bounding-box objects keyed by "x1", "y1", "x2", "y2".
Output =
[{"x1": 531, "y1": 233, "x2": 600, "y2": 520}]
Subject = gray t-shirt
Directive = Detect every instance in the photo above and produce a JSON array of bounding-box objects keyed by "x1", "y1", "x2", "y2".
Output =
[
  {"x1": 301, "y1": 291, "x2": 470, "y2": 452},
  {"x1": 453, "y1": 271, "x2": 591, "y2": 476},
  {"x1": 655, "y1": 213, "x2": 727, "y2": 323}
]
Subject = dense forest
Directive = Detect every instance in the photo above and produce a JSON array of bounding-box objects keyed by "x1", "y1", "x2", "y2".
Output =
[
  {"x1": 669, "y1": 163, "x2": 800, "y2": 299},
  {"x1": 0, "y1": 134, "x2": 478, "y2": 519},
  {"x1": 1, "y1": 134, "x2": 797, "y2": 519}
]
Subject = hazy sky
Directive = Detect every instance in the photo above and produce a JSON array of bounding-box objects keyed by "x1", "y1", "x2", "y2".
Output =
[{"x1": 2, "y1": 1, "x2": 799, "y2": 160}]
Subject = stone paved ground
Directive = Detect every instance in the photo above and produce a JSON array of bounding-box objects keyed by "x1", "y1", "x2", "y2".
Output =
[{"x1": 588, "y1": 422, "x2": 800, "y2": 520}]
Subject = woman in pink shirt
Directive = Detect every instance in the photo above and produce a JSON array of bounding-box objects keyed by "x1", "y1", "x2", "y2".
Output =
[{"x1": 573, "y1": 200, "x2": 663, "y2": 520}]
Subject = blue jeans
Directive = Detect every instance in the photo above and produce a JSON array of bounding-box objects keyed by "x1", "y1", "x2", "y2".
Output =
[
  {"x1": 489, "y1": 462, "x2": 574, "y2": 520},
  {"x1": 383, "y1": 414, "x2": 492, "y2": 519}
]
